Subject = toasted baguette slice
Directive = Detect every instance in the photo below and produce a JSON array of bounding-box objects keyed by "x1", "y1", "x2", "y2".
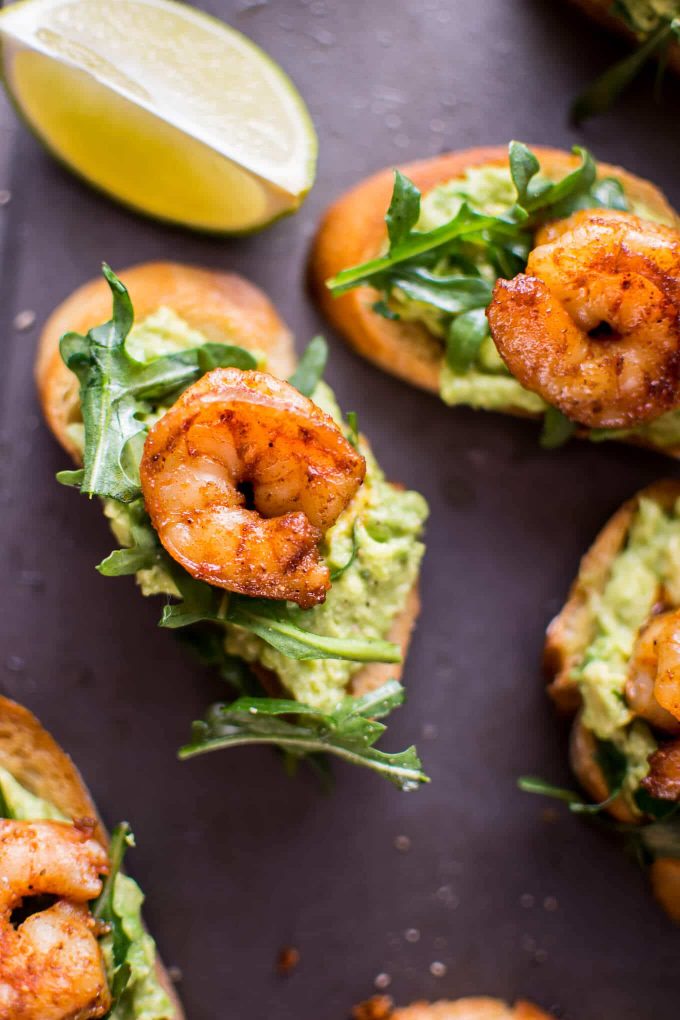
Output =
[
  {"x1": 0, "y1": 695, "x2": 185, "y2": 1019},
  {"x1": 545, "y1": 480, "x2": 680, "y2": 711},
  {"x1": 311, "y1": 145, "x2": 679, "y2": 440},
  {"x1": 36, "y1": 262, "x2": 420, "y2": 694},
  {"x1": 353, "y1": 997, "x2": 554, "y2": 1020},
  {"x1": 566, "y1": 0, "x2": 680, "y2": 76},
  {"x1": 543, "y1": 480, "x2": 680, "y2": 917},
  {"x1": 36, "y1": 261, "x2": 297, "y2": 461}
]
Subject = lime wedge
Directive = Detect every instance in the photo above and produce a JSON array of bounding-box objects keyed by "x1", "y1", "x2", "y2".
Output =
[{"x1": 0, "y1": 0, "x2": 317, "y2": 232}]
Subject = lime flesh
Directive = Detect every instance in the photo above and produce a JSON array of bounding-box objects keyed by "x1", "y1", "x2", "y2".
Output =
[{"x1": 0, "y1": 0, "x2": 317, "y2": 232}]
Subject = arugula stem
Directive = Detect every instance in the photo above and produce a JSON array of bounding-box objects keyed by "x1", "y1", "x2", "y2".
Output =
[{"x1": 179, "y1": 733, "x2": 428, "y2": 785}]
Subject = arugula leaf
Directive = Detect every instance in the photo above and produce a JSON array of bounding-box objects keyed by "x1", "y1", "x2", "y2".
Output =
[
  {"x1": 571, "y1": 20, "x2": 676, "y2": 123},
  {"x1": 346, "y1": 410, "x2": 359, "y2": 448},
  {"x1": 288, "y1": 335, "x2": 328, "y2": 396},
  {"x1": 92, "y1": 822, "x2": 134, "y2": 1008},
  {"x1": 508, "y1": 140, "x2": 541, "y2": 208},
  {"x1": 95, "y1": 504, "x2": 400, "y2": 666},
  {"x1": 60, "y1": 265, "x2": 256, "y2": 502},
  {"x1": 446, "y1": 308, "x2": 490, "y2": 373},
  {"x1": 391, "y1": 269, "x2": 493, "y2": 314},
  {"x1": 519, "y1": 741, "x2": 627, "y2": 815},
  {"x1": 386, "y1": 169, "x2": 421, "y2": 247},
  {"x1": 180, "y1": 680, "x2": 429, "y2": 790},
  {"x1": 226, "y1": 597, "x2": 401, "y2": 663},
  {"x1": 540, "y1": 406, "x2": 578, "y2": 450},
  {"x1": 327, "y1": 201, "x2": 516, "y2": 295},
  {"x1": 510, "y1": 143, "x2": 598, "y2": 222},
  {"x1": 56, "y1": 468, "x2": 85, "y2": 487},
  {"x1": 96, "y1": 499, "x2": 161, "y2": 576}
]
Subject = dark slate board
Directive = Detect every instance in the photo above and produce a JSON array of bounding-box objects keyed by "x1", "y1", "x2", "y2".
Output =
[{"x1": 0, "y1": 1, "x2": 678, "y2": 1017}]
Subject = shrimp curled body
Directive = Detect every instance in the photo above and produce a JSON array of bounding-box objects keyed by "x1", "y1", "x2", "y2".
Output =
[
  {"x1": 626, "y1": 612, "x2": 680, "y2": 733},
  {"x1": 0, "y1": 819, "x2": 111, "y2": 1020},
  {"x1": 140, "y1": 368, "x2": 366, "y2": 609},
  {"x1": 488, "y1": 210, "x2": 680, "y2": 428},
  {"x1": 650, "y1": 608, "x2": 680, "y2": 724}
]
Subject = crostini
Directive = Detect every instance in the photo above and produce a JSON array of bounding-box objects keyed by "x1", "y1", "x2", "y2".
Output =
[
  {"x1": 0, "y1": 695, "x2": 183, "y2": 1019},
  {"x1": 36, "y1": 262, "x2": 428, "y2": 788},
  {"x1": 530, "y1": 481, "x2": 680, "y2": 919},
  {"x1": 312, "y1": 141, "x2": 680, "y2": 455},
  {"x1": 352, "y1": 997, "x2": 554, "y2": 1020}
]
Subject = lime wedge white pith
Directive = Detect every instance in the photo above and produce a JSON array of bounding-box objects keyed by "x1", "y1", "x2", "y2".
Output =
[{"x1": 0, "y1": 0, "x2": 317, "y2": 232}]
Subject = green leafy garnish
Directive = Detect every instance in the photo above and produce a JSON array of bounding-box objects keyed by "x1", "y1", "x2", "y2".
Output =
[
  {"x1": 61, "y1": 264, "x2": 257, "y2": 502},
  {"x1": 386, "y1": 169, "x2": 421, "y2": 246},
  {"x1": 540, "y1": 406, "x2": 578, "y2": 450},
  {"x1": 519, "y1": 740, "x2": 627, "y2": 815},
  {"x1": 326, "y1": 142, "x2": 626, "y2": 454},
  {"x1": 446, "y1": 307, "x2": 490, "y2": 373},
  {"x1": 346, "y1": 410, "x2": 359, "y2": 448},
  {"x1": 571, "y1": 18, "x2": 680, "y2": 123},
  {"x1": 180, "y1": 679, "x2": 428, "y2": 790},
  {"x1": 288, "y1": 335, "x2": 328, "y2": 396},
  {"x1": 92, "y1": 823, "x2": 134, "y2": 1008},
  {"x1": 508, "y1": 143, "x2": 597, "y2": 223},
  {"x1": 161, "y1": 586, "x2": 400, "y2": 663}
]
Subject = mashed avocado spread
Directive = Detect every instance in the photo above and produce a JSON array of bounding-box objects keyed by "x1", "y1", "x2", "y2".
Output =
[
  {"x1": 395, "y1": 165, "x2": 680, "y2": 445},
  {"x1": 85, "y1": 309, "x2": 427, "y2": 713},
  {"x1": 573, "y1": 496, "x2": 680, "y2": 802},
  {"x1": 0, "y1": 765, "x2": 172, "y2": 1020}
]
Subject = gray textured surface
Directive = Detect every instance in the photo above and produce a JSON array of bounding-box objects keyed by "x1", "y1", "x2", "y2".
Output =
[{"x1": 0, "y1": 1, "x2": 679, "y2": 1017}]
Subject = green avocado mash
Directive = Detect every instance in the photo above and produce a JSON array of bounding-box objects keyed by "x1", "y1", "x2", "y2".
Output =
[
  {"x1": 0, "y1": 765, "x2": 173, "y2": 1020},
  {"x1": 395, "y1": 165, "x2": 680, "y2": 445},
  {"x1": 573, "y1": 495, "x2": 680, "y2": 802},
  {"x1": 615, "y1": 0, "x2": 680, "y2": 33},
  {"x1": 86, "y1": 311, "x2": 426, "y2": 712},
  {"x1": 225, "y1": 382, "x2": 427, "y2": 711}
]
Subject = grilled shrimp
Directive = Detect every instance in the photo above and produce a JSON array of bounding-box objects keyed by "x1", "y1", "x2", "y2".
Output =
[
  {"x1": 652, "y1": 609, "x2": 680, "y2": 723},
  {"x1": 0, "y1": 819, "x2": 111, "y2": 1019},
  {"x1": 623, "y1": 612, "x2": 680, "y2": 734},
  {"x1": 140, "y1": 368, "x2": 366, "y2": 609},
  {"x1": 488, "y1": 210, "x2": 680, "y2": 428}
]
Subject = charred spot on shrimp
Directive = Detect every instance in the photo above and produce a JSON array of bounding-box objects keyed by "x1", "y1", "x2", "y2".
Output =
[
  {"x1": 140, "y1": 368, "x2": 366, "y2": 609},
  {"x1": 488, "y1": 210, "x2": 680, "y2": 429}
]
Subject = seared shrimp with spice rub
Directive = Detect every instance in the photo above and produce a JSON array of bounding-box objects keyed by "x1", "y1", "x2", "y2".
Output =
[
  {"x1": 0, "y1": 819, "x2": 110, "y2": 1020},
  {"x1": 488, "y1": 210, "x2": 680, "y2": 428},
  {"x1": 140, "y1": 368, "x2": 366, "y2": 609}
]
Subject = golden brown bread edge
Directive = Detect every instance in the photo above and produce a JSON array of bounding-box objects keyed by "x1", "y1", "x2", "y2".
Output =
[
  {"x1": 0, "y1": 695, "x2": 185, "y2": 1019},
  {"x1": 543, "y1": 479, "x2": 680, "y2": 920},
  {"x1": 353, "y1": 997, "x2": 554, "y2": 1020},
  {"x1": 566, "y1": 0, "x2": 680, "y2": 76},
  {"x1": 310, "y1": 144, "x2": 680, "y2": 452},
  {"x1": 35, "y1": 261, "x2": 420, "y2": 695}
]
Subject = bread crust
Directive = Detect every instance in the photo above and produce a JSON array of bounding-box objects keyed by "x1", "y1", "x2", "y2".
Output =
[
  {"x1": 36, "y1": 261, "x2": 297, "y2": 461},
  {"x1": 358, "y1": 998, "x2": 553, "y2": 1020},
  {"x1": 0, "y1": 695, "x2": 185, "y2": 1019},
  {"x1": 543, "y1": 481, "x2": 680, "y2": 917},
  {"x1": 545, "y1": 480, "x2": 680, "y2": 710},
  {"x1": 566, "y1": 0, "x2": 680, "y2": 76},
  {"x1": 310, "y1": 145, "x2": 680, "y2": 449},
  {"x1": 36, "y1": 262, "x2": 422, "y2": 700}
]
